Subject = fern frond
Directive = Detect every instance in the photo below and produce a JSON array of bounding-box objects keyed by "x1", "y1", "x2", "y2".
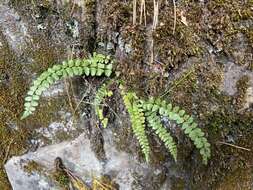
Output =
[
  {"x1": 120, "y1": 89, "x2": 150, "y2": 162},
  {"x1": 141, "y1": 97, "x2": 211, "y2": 164},
  {"x1": 21, "y1": 53, "x2": 113, "y2": 119},
  {"x1": 94, "y1": 81, "x2": 114, "y2": 128},
  {"x1": 145, "y1": 111, "x2": 177, "y2": 161}
]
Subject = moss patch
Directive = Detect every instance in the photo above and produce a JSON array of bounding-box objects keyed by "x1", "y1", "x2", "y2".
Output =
[
  {"x1": 0, "y1": 25, "x2": 69, "y2": 189},
  {"x1": 23, "y1": 160, "x2": 44, "y2": 175},
  {"x1": 51, "y1": 170, "x2": 70, "y2": 190}
]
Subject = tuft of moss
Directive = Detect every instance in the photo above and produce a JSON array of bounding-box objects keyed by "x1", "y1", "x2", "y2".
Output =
[
  {"x1": 23, "y1": 160, "x2": 43, "y2": 175},
  {"x1": 153, "y1": 4, "x2": 202, "y2": 71},
  {"x1": 234, "y1": 75, "x2": 250, "y2": 110},
  {"x1": 52, "y1": 170, "x2": 70, "y2": 189},
  {"x1": 0, "y1": 19, "x2": 69, "y2": 188}
]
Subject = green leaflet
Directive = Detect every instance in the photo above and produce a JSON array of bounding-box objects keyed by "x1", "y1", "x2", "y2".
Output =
[{"x1": 21, "y1": 53, "x2": 114, "y2": 119}]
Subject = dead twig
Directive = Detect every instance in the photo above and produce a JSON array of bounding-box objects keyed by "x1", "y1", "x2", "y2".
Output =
[
  {"x1": 73, "y1": 80, "x2": 92, "y2": 114},
  {"x1": 133, "y1": 0, "x2": 137, "y2": 25},
  {"x1": 64, "y1": 47, "x2": 76, "y2": 116},
  {"x1": 172, "y1": 0, "x2": 177, "y2": 34},
  {"x1": 150, "y1": 0, "x2": 159, "y2": 64},
  {"x1": 217, "y1": 141, "x2": 251, "y2": 152},
  {"x1": 93, "y1": 178, "x2": 116, "y2": 190},
  {"x1": 2, "y1": 138, "x2": 14, "y2": 164},
  {"x1": 140, "y1": 0, "x2": 147, "y2": 26},
  {"x1": 64, "y1": 79, "x2": 75, "y2": 115},
  {"x1": 160, "y1": 68, "x2": 195, "y2": 98},
  {"x1": 152, "y1": 0, "x2": 159, "y2": 30}
]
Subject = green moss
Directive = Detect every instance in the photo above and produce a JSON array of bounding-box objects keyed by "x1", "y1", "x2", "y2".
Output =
[
  {"x1": 206, "y1": 1, "x2": 252, "y2": 67},
  {"x1": 0, "y1": 29, "x2": 69, "y2": 189},
  {"x1": 206, "y1": 0, "x2": 252, "y2": 22},
  {"x1": 83, "y1": 0, "x2": 96, "y2": 53},
  {"x1": 179, "y1": 0, "x2": 252, "y2": 69},
  {"x1": 191, "y1": 108, "x2": 253, "y2": 189},
  {"x1": 118, "y1": 26, "x2": 148, "y2": 93},
  {"x1": 23, "y1": 160, "x2": 44, "y2": 175},
  {"x1": 167, "y1": 63, "x2": 253, "y2": 189},
  {"x1": 96, "y1": 0, "x2": 131, "y2": 44},
  {"x1": 0, "y1": 170, "x2": 11, "y2": 190},
  {"x1": 0, "y1": 32, "x2": 29, "y2": 188},
  {"x1": 25, "y1": 37, "x2": 66, "y2": 74},
  {"x1": 102, "y1": 0, "x2": 131, "y2": 29},
  {"x1": 163, "y1": 67, "x2": 198, "y2": 112},
  {"x1": 234, "y1": 75, "x2": 250, "y2": 110},
  {"x1": 171, "y1": 177, "x2": 185, "y2": 190},
  {"x1": 52, "y1": 170, "x2": 70, "y2": 189},
  {"x1": 154, "y1": 4, "x2": 202, "y2": 71},
  {"x1": 215, "y1": 167, "x2": 252, "y2": 190}
]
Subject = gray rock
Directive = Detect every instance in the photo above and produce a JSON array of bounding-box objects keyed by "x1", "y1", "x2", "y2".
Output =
[
  {"x1": 5, "y1": 130, "x2": 169, "y2": 190},
  {"x1": 221, "y1": 61, "x2": 253, "y2": 95},
  {"x1": 0, "y1": 4, "x2": 30, "y2": 55}
]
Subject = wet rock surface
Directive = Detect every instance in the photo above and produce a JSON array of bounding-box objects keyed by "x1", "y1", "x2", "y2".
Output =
[{"x1": 0, "y1": 0, "x2": 252, "y2": 189}]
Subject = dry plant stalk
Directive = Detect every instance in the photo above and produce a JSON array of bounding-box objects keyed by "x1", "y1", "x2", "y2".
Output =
[
  {"x1": 92, "y1": 178, "x2": 117, "y2": 190},
  {"x1": 133, "y1": 0, "x2": 137, "y2": 25},
  {"x1": 172, "y1": 0, "x2": 177, "y2": 34},
  {"x1": 140, "y1": 0, "x2": 147, "y2": 26},
  {"x1": 152, "y1": 0, "x2": 159, "y2": 30},
  {"x1": 150, "y1": 0, "x2": 159, "y2": 64}
]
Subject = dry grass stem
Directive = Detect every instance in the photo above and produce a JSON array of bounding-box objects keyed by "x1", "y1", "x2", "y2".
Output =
[
  {"x1": 133, "y1": 0, "x2": 137, "y2": 25},
  {"x1": 172, "y1": 0, "x2": 177, "y2": 34},
  {"x1": 217, "y1": 141, "x2": 251, "y2": 151},
  {"x1": 140, "y1": 0, "x2": 147, "y2": 26}
]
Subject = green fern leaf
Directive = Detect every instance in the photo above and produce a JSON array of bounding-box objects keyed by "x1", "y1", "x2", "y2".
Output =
[
  {"x1": 84, "y1": 67, "x2": 90, "y2": 76},
  {"x1": 94, "y1": 81, "x2": 114, "y2": 128},
  {"x1": 104, "y1": 69, "x2": 112, "y2": 77},
  {"x1": 96, "y1": 68, "x2": 104, "y2": 76},
  {"x1": 21, "y1": 53, "x2": 114, "y2": 119},
  {"x1": 91, "y1": 68, "x2": 97, "y2": 76},
  {"x1": 74, "y1": 59, "x2": 81, "y2": 66},
  {"x1": 66, "y1": 68, "x2": 74, "y2": 76},
  {"x1": 145, "y1": 111, "x2": 177, "y2": 161},
  {"x1": 121, "y1": 90, "x2": 150, "y2": 162},
  {"x1": 141, "y1": 97, "x2": 211, "y2": 164},
  {"x1": 105, "y1": 63, "x2": 113, "y2": 70}
]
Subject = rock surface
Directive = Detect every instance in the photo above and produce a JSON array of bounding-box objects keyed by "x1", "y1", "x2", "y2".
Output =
[
  {"x1": 5, "y1": 130, "x2": 168, "y2": 190},
  {"x1": 0, "y1": 0, "x2": 252, "y2": 189}
]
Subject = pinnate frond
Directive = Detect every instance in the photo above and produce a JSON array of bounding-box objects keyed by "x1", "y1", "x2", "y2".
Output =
[
  {"x1": 21, "y1": 53, "x2": 113, "y2": 119},
  {"x1": 141, "y1": 97, "x2": 211, "y2": 164},
  {"x1": 121, "y1": 89, "x2": 150, "y2": 162},
  {"x1": 145, "y1": 110, "x2": 177, "y2": 161},
  {"x1": 94, "y1": 81, "x2": 114, "y2": 128}
]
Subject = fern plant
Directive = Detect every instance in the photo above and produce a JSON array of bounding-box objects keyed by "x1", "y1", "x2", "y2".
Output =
[
  {"x1": 93, "y1": 81, "x2": 114, "y2": 128},
  {"x1": 21, "y1": 52, "x2": 211, "y2": 164},
  {"x1": 120, "y1": 87, "x2": 151, "y2": 162},
  {"x1": 140, "y1": 97, "x2": 211, "y2": 164},
  {"x1": 21, "y1": 53, "x2": 113, "y2": 119}
]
